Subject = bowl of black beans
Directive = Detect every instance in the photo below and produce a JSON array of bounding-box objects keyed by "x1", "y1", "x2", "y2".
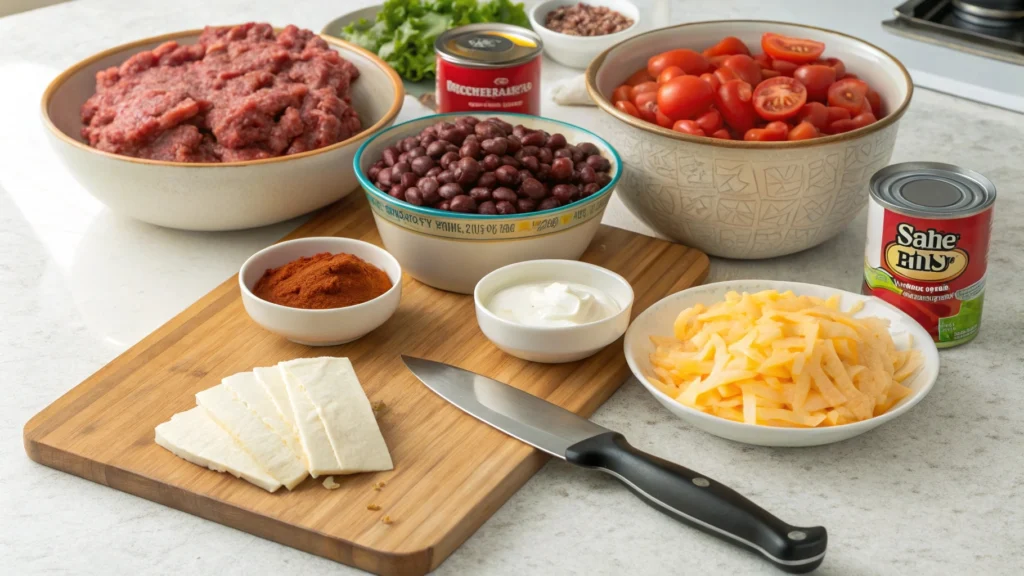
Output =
[{"x1": 354, "y1": 113, "x2": 622, "y2": 293}]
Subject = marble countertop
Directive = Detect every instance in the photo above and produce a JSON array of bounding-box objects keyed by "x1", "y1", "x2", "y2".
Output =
[{"x1": 2, "y1": 1, "x2": 1022, "y2": 574}]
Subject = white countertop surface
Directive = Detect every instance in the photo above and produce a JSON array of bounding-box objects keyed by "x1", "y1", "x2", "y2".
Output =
[{"x1": 2, "y1": 1, "x2": 1023, "y2": 574}]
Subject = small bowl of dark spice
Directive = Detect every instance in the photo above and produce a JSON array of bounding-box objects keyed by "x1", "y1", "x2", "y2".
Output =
[
  {"x1": 239, "y1": 237, "x2": 402, "y2": 346},
  {"x1": 529, "y1": 1, "x2": 640, "y2": 69}
]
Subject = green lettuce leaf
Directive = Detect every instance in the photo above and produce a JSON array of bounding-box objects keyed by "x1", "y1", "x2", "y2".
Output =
[{"x1": 338, "y1": 0, "x2": 531, "y2": 81}]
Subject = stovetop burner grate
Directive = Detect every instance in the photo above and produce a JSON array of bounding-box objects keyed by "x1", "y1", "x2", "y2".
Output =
[{"x1": 885, "y1": 0, "x2": 1024, "y2": 65}]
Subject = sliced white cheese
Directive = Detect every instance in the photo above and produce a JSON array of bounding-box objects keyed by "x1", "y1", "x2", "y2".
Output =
[
  {"x1": 254, "y1": 366, "x2": 298, "y2": 432},
  {"x1": 197, "y1": 383, "x2": 308, "y2": 490},
  {"x1": 223, "y1": 371, "x2": 308, "y2": 470},
  {"x1": 155, "y1": 407, "x2": 281, "y2": 493},
  {"x1": 278, "y1": 363, "x2": 343, "y2": 477},
  {"x1": 280, "y1": 357, "x2": 393, "y2": 474}
]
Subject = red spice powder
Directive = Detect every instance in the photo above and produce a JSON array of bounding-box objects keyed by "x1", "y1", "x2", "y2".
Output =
[{"x1": 252, "y1": 252, "x2": 392, "y2": 310}]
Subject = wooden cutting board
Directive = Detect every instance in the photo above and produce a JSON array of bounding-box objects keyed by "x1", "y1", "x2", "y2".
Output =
[{"x1": 24, "y1": 192, "x2": 709, "y2": 576}]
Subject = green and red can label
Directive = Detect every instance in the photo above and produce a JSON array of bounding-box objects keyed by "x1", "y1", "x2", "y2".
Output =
[{"x1": 863, "y1": 200, "x2": 991, "y2": 347}]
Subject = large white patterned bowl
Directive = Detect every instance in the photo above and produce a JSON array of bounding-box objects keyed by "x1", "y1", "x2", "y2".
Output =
[{"x1": 586, "y1": 21, "x2": 913, "y2": 259}]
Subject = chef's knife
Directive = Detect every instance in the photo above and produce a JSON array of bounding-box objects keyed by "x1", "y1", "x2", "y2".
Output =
[{"x1": 402, "y1": 356, "x2": 827, "y2": 574}]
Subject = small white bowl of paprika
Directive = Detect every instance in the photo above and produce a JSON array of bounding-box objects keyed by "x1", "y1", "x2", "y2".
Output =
[{"x1": 239, "y1": 237, "x2": 403, "y2": 346}]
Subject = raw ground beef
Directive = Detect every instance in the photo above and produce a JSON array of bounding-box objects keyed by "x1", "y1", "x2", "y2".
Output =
[{"x1": 80, "y1": 23, "x2": 362, "y2": 162}]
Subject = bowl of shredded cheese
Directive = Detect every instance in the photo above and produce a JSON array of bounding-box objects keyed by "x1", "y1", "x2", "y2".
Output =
[{"x1": 624, "y1": 280, "x2": 939, "y2": 447}]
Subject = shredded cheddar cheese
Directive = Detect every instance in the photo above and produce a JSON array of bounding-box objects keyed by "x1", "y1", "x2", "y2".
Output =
[{"x1": 648, "y1": 290, "x2": 923, "y2": 427}]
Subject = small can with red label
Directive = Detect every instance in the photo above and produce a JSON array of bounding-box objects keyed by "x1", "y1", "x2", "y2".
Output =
[
  {"x1": 435, "y1": 23, "x2": 542, "y2": 115},
  {"x1": 863, "y1": 162, "x2": 996, "y2": 348}
]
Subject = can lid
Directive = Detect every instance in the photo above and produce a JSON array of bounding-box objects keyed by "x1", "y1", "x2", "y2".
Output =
[
  {"x1": 870, "y1": 162, "x2": 997, "y2": 218},
  {"x1": 435, "y1": 24, "x2": 542, "y2": 68}
]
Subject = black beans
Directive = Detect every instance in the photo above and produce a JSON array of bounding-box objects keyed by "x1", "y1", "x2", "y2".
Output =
[
  {"x1": 426, "y1": 140, "x2": 448, "y2": 158},
  {"x1": 405, "y1": 187, "x2": 423, "y2": 205},
  {"x1": 538, "y1": 197, "x2": 561, "y2": 211},
  {"x1": 520, "y1": 130, "x2": 546, "y2": 147},
  {"x1": 370, "y1": 118, "x2": 612, "y2": 214},
  {"x1": 495, "y1": 200, "x2": 517, "y2": 215},
  {"x1": 469, "y1": 187, "x2": 492, "y2": 202},
  {"x1": 546, "y1": 133, "x2": 567, "y2": 149},
  {"x1": 400, "y1": 172, "x2": 418, "y2": 189},
  {"x1": 481, "y1": 138, "x2": 508, "y2": 155},
  {"x1": 450, "y1": 195, "x2": 477, "y2": 213},
  {"x1": 478, "y1": 171, "x2": 498, "y2": 189},
  {"x1": 551, "y1": 157, "x2": 573, "y2": 181},
  {"x1": 519, "y1": 178, "x2": 547, "y2": 200},
  {"x1": 411, "y1": 155, "x2": 434, "y2": 176},
  {"x1": 439, "y1": 182, "x2": 463, "y2": 199}
]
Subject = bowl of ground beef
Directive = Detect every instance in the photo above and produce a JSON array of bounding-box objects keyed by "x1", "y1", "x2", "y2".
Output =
[{"x1": 42, "y1": 23, "x2": 404, "y2": 231}]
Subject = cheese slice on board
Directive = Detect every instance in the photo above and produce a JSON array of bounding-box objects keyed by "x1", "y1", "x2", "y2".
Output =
[
  {"x1": 197, "y1": 383, "x2": 308, "y2": 490},
  {"x1": 278, "y1": 363, "x2": 343, "y2": 477},
  {"x1": 155, "y1": 407, "x2": 282, "y2": 493},
  {"x1": 254, "y1": 366, "x2": 298, "y2": 432},
  {"x1": 223, "y1": 371, "x2": 307, "y2": 469},
  {"x1": 280, "y1": 357, "x2": 393, "y2": 474}
]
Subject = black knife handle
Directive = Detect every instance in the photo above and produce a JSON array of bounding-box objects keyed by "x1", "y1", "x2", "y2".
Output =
[{"x1": 565, "y1": 432, "x2": 826, "y2": 573}]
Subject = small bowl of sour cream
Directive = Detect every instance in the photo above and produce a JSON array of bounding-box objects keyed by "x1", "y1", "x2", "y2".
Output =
[{"x1": 474, "y1": 260, "x2": 634, "y2": 363}]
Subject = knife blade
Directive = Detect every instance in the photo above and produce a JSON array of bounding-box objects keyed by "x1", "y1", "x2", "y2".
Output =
[{"x1": 402, "y1": 356, "x2": 827, "y2": 574}]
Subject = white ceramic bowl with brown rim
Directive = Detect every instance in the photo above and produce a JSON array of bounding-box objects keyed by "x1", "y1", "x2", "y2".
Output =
[
  {"x1": 585, "y1": 20, "x2": 913, "y2": 259},
  {"x1": 42, "y1": 28, "x2": 404, "y2": 232}
]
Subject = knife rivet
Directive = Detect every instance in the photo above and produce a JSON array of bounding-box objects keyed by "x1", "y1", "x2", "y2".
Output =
[
  {"x1": 788, "y1": 531, "x2": 807, "y2": 541},
  {"x1": 692, "y1": 477, "x2": 710, "y2": 487}
]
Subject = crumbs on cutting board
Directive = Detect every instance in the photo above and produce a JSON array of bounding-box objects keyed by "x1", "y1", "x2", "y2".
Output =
[
  {"x1": 381, "y1": 515, "x2": 393, "y2": 525},
  {"x1": 371, "y1": 400, "x2": 388, "y2": 416},
  {"x1": 323, "y1": 476, "x2": 340, "y2": 490},
  {"x1": 373, "y1": 481, "x2": 387, "y2": 491},
  {"x1": 367, "y1": 503, "x2": 381, "y2": 511}
]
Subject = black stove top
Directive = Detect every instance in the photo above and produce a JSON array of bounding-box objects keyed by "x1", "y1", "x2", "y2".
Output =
[{"x1": 884, "y1": 0, "x2": 1024, "y2": 65}]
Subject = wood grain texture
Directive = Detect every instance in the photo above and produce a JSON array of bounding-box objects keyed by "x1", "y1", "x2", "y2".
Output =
[{"x1": 24, "y1": 192, "x2": 709, "y2": 576}]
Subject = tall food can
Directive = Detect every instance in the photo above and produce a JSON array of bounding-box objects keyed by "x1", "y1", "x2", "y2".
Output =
[
  {"x1": 435, "y1": 23, "x2": 542, "y2": 115},
  {"x1": 863, "y1": 162, "x2": 996, "y2": 348}
]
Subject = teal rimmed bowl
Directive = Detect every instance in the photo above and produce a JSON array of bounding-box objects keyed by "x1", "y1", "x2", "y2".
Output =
[{"x1": 353, "y1": 113, "x2": 622, "y2": 293}]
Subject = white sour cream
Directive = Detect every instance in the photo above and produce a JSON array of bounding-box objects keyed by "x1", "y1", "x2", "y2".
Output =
[{"x1": 487, "y1": 282, "x2": 619, "y2": 327}]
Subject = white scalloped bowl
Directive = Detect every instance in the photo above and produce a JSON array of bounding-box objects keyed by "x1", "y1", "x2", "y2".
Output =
[{"x1": 624, "y1": 280, "x2": 940, "y2": 447}]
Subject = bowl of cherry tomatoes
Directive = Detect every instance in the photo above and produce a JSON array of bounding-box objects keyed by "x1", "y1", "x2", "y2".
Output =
[{"x1": 584, "y1": 20, "x2": 913, "y2": 259}]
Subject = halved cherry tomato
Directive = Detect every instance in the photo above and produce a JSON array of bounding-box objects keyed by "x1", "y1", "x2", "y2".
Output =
[
  {"x1": 708, "y1": 55, "x2": 731, "y2": 68},
  {"x1": 761, "y1": 69, "x2": 781, "y2": 79},
  {"x1": 655, "y1": 109, "x2": 675, "y2": 128},
  {"x1": 827, "y1": 78, "x2": 869, "y2": 114},
  {"x1": 713, "y1": 66, "x2": 740, "y2": 85},
  {"x1": 753, "y1": 53, "x2": 773, "y2": 70},
  {"x1": 615, "y1": 100, "x2": 640, "y2": 117},
  {"x1": 715, "y1": 80, "x2": 758, "y2": 133},
  {"x1": 829, "y1": 118, "x2": 857, "y2": 134},
  {"x1": 771, "y1": 59, "x2": 798, "y2": 76},
  {"x1": 695, "y1": 109, "x2": 723, "y2": 133},
  {"x1": 634, "y1": 91, "x2": 659, "y2": 123},
  {"x1": 866, "y1": 88, "x2": 882, "y2": 115},
  {"x1": 851, "y1": 112, "x2": 877, "y2": 129},
  {"x1": 648, "y1": 49, "x2": 711, "y2": 77},
  {"x1": 826, "y1": 106, "x2": 851, "y2": 122},
  {"x1": 752, "y1": 76, "x2": 807, "y2": 121},
  {"x1": 762, "y1": 33, "x2": 825, "y2": 64},
  {"x1": 624, "y1": 69, "x2": 654, "y2": 86},
  {"x1": 630, "y1": 81, "x2": 659, "y2": 103},
  {"x1": 818, "y1": 57, "x2": 846, "y2": 79},
  {"x1": 700, "y1": 72, "x2": 721, "y2": 92},
  {"x1": 657, "y1": 75, "x2": 714, "y2": 121},
  {"x1": 797, "y1": 102, "x2": 829, "y2": 130},
  {"x1": 612, "y1": 84, "x2": 632, "y2": 103},
  {"x1": 703, "y1": 36, "x2": 751, "y2": 57},
  {"x1": 793, "y1": 64, "x2": 835, "y2": 102},
  {"x1": 658, "y1": 66, "x2": 686, "y2": 84},
  {"x1": 722, "y1": 54, "x2": 762, "y2": 87},
  {"x1": 787, "y1": 121, "x2": 818, "y2": 140},
  {"x1": 672, "y1": 120, "x2": 706, "y2": 136},
  {"x1": 710, "y1": 129, "x2": 732, "y2": 139}
]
